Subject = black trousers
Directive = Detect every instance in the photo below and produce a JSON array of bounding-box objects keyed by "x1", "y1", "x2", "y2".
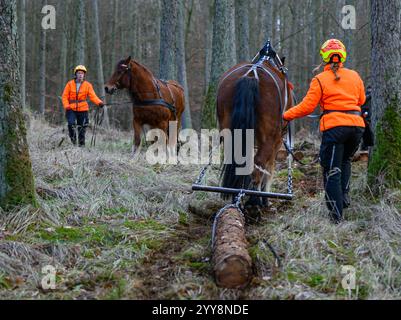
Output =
[
  {"x1": 66, "y1": 110, "x2": 89, "y2": 146},
  {"x1": 319, "y1": 126, "x2": 364, "y2": 222}
]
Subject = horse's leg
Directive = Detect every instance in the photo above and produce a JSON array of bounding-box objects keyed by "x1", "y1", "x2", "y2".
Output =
[
  {"x1": 132, "y1": 118, "x2": 142, "y2": 156},
  {"x1": 260, "y1": 154, "x2": 277, "y2": 207},
  {"x1": 244, "y1": 132, "x2": 279, "y2": 210},
  {"x1": 254, "y1": 135, "x2": 281, "y2": 207},
  {"x1": 245, "y1": 150, "x2": 268, "y2": 207}
]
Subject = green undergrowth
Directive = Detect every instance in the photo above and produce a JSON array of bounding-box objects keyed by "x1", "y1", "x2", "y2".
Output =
[{"x1": 1, "y1": 118, "x2": 400, "y2": 300}]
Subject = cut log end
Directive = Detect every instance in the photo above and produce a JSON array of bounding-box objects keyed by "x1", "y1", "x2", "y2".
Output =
[{"x1": 214, "y1": 255, "x2": 253, "y2": 289}]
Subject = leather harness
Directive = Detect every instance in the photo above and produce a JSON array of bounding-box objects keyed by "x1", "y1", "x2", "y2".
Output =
[{"x1": 120, "y1": 63, "x2": 177, "y2": 119}]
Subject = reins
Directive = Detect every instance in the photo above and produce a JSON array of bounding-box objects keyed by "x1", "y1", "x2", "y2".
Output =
[{"x1": 90, "y1": 106, "x2": 104, "y2": 147}]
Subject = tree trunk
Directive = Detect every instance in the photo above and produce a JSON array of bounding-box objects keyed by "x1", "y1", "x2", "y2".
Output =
[
  {"x1": 235, "y1": 0, "x2": 250, "y2": 62},
  {"x1": 204, "y1": 0, "x2": 214, "y2": 90},
  {"x1": 38, "y1": 0, "x2": 46, "y2": 116},
  {"x1": 92, "y1": 0, "x2": 109, "y2": 128},
  {"x1": 75, "y1": 0, "x2": 86, "y2": 65},
  {"x1": 272, "y1": 0, "x2": 279, "y2": 47},
  {"x1": 130, "y1": 0, "x2": 138, "y2": 58},
  {"x1": 342, "y1": 0, "x2": 354, "y2": 69},
  {"x1": 260, "y1": 0, "x2": 273, "y2": 43},
  {"x1": 59, "y1": 0, "x2": 68, "y2": 121},
  {"x1": 110, "y1": 0, "x2": 118, "y2": 75},
  {"x1": 176, "y1": 0, "x2": 192, "y2": 129},
  {"x1": 18, "y1": 0, "x2": 26, "y2": 110},
  {"x1": 368, "y1": 0, "x2": 401, "y2": 190},
  {"x1": 202, "y1": 0, "x2": 236, "y2": 129},
  {"x1": 159, "y1": 0, "x2": 178, "y2": 80},
  {"x1": 0, "y1": 0, "x2": 36, "y2": 209},
  {"x1": 212, "y1": 207, "x2": 252, "y2": 289}
]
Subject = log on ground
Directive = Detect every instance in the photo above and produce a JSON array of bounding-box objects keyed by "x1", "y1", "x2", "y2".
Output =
[{"x1": 212, "y1": 207, "x2": 252, "y2": 289}]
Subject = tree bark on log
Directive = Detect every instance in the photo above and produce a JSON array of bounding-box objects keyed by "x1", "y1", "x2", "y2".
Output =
[{"x1": 212, "y1": 207, "x2": 252, "y2": 289}]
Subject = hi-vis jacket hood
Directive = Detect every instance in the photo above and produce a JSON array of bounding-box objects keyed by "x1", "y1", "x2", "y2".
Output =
[
  {"x1": 283, "y1": 64, "x2": 366, "y2": 131},
  {"x1": 62, "y1": 80, "x2": 102, "y2": 112}
]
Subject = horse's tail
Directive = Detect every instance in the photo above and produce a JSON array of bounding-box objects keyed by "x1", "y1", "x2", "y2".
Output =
[{"x1": 221, "y1": 76, "x2": 259, "y2": 197}]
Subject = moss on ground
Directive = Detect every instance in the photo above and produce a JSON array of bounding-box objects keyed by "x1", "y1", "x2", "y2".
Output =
[{"x1": 38, "y1": 225, "x2": 125, "y2": 246}]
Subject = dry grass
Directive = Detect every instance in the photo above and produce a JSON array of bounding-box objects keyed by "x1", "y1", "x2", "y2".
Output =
[{"x1": 0, "y1": 116, "x2": 400, "y2": 300}]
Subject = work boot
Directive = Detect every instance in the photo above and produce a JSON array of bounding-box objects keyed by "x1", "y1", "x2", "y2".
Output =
[
  {"x1": 68, "y1": 125, "x2": 77, "y2": 145},
  {"x1": 329, "y1": 211, "x2": 343, "y2": 225},
  {"x1": 343, "y1": 193, "x2": 351, "y2": 209}
]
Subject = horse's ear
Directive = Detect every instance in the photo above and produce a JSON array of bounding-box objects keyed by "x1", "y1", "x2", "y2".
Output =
[
  {"x1": 281, "y1": 56, "x2": 286, "y2": 65},
  {"x1": 126, "y1": 56, "x2": 132, "y2": 64}
]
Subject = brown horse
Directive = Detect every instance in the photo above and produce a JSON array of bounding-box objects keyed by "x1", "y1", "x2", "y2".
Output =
[
  {"x1": 217, "y1": 57, "x2": 293, "y2": 212},
  {"x1": 105, "y1": 56, "x2": 185, "y2": 153}
]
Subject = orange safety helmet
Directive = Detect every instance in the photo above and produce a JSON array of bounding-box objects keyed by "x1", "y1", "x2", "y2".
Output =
[
  {"x1": 320, "y1": 39, "x2": 347, "y2": 63},
  {"x1": 74, "y1": 65, "x2": 87, "y2": 74}
]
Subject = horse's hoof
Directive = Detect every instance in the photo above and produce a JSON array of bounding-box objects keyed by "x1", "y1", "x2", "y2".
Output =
[
  {"x1": 262, "y1": 197, "x2": 269, "y2": 207},
  {"x1": 131, "y1": 148, "x2": 141, "y2": 160}
]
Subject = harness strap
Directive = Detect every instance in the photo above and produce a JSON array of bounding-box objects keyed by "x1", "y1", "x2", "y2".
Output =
[
  {"x1": 220, "y1": 63, "x2": 287, "y2": 120},
  {"x1": 149, "y1": 78, "x2": 177, "y2": 120},
  {"x1": 135, "y1": 99, "x2": 177, "y2": 119},
  {"x1": 153, "y1": 79, "x2": 163, "y2": 98},
  {"x1": 69, "y1": 100, "x2": 86, "y2": 103},
  {"x1": 162, "y1": 81, "x2": 176, "y2": 107}
]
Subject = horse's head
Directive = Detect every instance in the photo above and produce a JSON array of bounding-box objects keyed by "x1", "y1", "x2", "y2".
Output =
[{"x1": 105, "y1": 56, "x2": 132, "y2": 95}]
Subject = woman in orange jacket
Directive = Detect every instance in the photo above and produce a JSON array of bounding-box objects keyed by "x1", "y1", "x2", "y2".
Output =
[
  {"x1": 283, "y1": 39, "x2": 366, "y2": 224},
  {"x1": 62, "y1": 65, "x2": 105, "y2": 146}
]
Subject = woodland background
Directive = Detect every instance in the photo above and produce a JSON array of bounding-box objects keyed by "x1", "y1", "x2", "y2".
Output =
[{"x1": 20, "y1": 0, "x2": 371, "y2": 132}]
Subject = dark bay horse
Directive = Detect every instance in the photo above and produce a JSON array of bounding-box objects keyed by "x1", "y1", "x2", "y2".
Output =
[
  {"x1": 105, "y1": 56, "x2": 185, "y2": 153},
  {"x1": 217, "y1": 58, "x2": 293, "y2": 211}
]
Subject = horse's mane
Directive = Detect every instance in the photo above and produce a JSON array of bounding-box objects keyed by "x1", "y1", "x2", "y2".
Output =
[{"x1": 116, "y1": 58, "x2": 155, "y2": 79}]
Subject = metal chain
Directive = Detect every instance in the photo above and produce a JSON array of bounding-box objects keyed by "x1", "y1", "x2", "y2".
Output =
[
  {"x1": 194, "y1": 144, "x2": 221, "y2": 185},
  {"x1": 288, "y1": 158, "x2": 293, "y2": 195},
  {"x1": 287, "y1": 123, "x2": 294, "y2": 195},
  {"x1": 211, "y1": 190, "x2": 246, "y2": 250},
  {"x1": 194, "y1": 162, "x2": 212, "y2": 185}
]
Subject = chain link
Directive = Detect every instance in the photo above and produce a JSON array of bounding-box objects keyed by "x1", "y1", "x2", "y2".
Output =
[
  {"x1": 211, "y1": 190, "x2": 246, "y2": 249},
  {"x1": 194, "y1": 162, "x2": 212, "y2": 185},
  {"x1": 194, "y1": 144, "x2": 221, "y2": 185},
  {"x1": 286, "y1": 123, "x2": 294, "y2": 195}
]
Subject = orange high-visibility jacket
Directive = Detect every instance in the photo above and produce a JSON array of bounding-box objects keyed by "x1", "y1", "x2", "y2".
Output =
[
  {"x1": 62, "y1": 80, "x2": 103, "y2": 112},
  {"x1": 283, "y1": 64, "x2": 366, "y2": 131}
]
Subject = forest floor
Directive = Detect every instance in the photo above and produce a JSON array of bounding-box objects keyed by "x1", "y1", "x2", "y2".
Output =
[{"x1": 0, "y1": 117, "x2": 400, "y2": 300}]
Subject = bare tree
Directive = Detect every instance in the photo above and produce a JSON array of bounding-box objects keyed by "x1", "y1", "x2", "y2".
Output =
[
  {"x1": 38, "y1": 0, "x2": 46, "y2": 115},
  {"x1": 18, "y1": 0, "x2": 26, "y2": 110},
  {"x1": 176, "y1": 0, "x2": 192, "y2": 129},
  {"x1": 59, "y1": 0, "x2": 68, "y2": 119},
  {"x1": 202, "y1": 0, "x2": 236, "y2": 129},
  {"x1": 74, "y1": 0, "x2": 86, "y2": 65},
  {"x1": 368, "y1": 0, "x2": 401, "y2": 189},
  {"x1": 92, "y1": 0, "x2": 109, "y2": 128},
  {"x1": 235, "y1": 0, "x2": 250, "y2": 62},
  {"x1": 0, "y1": 0, "x2": 36, "y2": 208},
  {"x1": 160, "y1": 0, "x2": 178, "y2": 80},
  {"x1": 204, "y1": 0, "x2": 215, "y2": 90}
]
